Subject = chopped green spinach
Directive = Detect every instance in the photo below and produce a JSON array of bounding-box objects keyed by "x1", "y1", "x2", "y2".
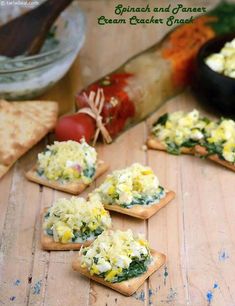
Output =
[
  {"x1": 36, "y1": 168, "x2": 44, "y2": 176},
  {"x1": 166, "y1": 142, "x2": 181, "y2": 155},
  {"x1": 46, "y1": 228, "x2": 53, "y2": 236},
  {"x1": 83, "y1": 167, "x2": 96, "y2": 179},
  {"x1": 114, "y1": 259, "x2": 149, "y2": 283},
  {"x1": 181, "y1": 139, "x2": 198, "y2": 148},
  {"x1": 203, "y1": 142, "x2": 223, "y2": 157},
  {"x1": 120, "y1": 187, "x2": 165, "y2": 208},
  {"x1": 153, "y1": 113, "x2": 168, "y2": 126}
]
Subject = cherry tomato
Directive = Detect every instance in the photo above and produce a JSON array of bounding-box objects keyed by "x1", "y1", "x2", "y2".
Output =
[{"x1": 55, "y1": 113, "x2": 96, "y2": 143}]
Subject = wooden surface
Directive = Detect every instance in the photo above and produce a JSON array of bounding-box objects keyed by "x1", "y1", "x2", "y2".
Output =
[{"x1": 1, "y1": 1, "x2": 235, "y2": 306}]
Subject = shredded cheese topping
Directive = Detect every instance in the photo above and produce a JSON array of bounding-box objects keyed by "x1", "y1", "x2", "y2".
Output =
[
  {"x1": 80, "y1": 229, "x2": 152, "y2": 282},
  {"x1": 90, "y1": 163, "x2": 165, "y2": 207},
  {"x1": 43, "y1": 197, "x2": 111, "y2": 243},
  {"x1": 37, "y1": 139, "x2": 97, "y2": 183}
]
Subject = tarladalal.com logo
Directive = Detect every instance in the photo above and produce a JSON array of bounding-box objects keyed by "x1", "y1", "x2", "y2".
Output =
[{"x1": 1, "y1": 0, "x2": 39, "y2": 6}]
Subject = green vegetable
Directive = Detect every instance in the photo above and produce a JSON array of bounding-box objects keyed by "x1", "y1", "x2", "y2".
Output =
[
  {"x1": 121, "y1": 187, "x2": 165, "y2": 208},
  {"x1": 181, "y1": 139, "x2": 198, "y2": 148},
  {"x1": 71, "y1": 223, "x2": 104, "y2": 242},
  {"x1": 44, "y1": 211, "x2": 50, "y2": 218},
  {"x1": 83, "y1": 167, "x2": 96, "y2": 179},
  {"x1": 202, "y1": 142, "x2": 224, "y2": 158},
  {"x1": 93, "y1": 257, "x2": 99, "y2": 264},
  {"x1": 94, "y1": 227, "x2": 103, "y2": 236},
  {"x1": 208, "y1": 2, "x2": 235, "y2": 35},
  {"x1": 153, "y1": 113, "x2": 168, "y2": 126},
  {"x1": 36, "y1": 168, "x2": 44, "y2": 176},
  {"x1": 46, "y1": 228, "x2": 53, "y2": 236},
  {"x1": 115, "y1": 259, "x2": 149, "y2": 283},
  {"x1": 166, "y1": 142, "x2": 181, "y2": 155}
]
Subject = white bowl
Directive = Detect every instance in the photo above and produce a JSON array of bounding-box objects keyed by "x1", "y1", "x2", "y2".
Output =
[{"x1": 0, "y1": 1, "x2": 85, "y2": 100}]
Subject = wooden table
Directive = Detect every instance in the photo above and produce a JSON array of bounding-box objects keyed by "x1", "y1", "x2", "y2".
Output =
[{"x1": 1, "y1": 1, "x2": 235, "y2": 305}]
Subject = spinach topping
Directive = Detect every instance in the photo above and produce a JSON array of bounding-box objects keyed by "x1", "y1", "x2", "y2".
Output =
[
  {"x1": 166, "y1": 138, "x2": 199, "y2": 155},
  {"x1": 153, "y1": 113, "x2": 168, "y2": 126},
  {"x1": 44, "y1": 211, "x2": 50, "y2": 218},
  {"x1": 166, "y1": 142, "x2": 181, "y2": 155},
  {"x1": 36, "y1": 168, "x2": 44, "y2": 176},
  {"x1": 93, "y1": 257, "x2": 99, "y2": 264},
  {"x1": 71, "y1": 225, "x2": 104, "y2": 242},
  {"x1": 45, "y1": 220, "x2": 104, "y2": 242},
  {"x1": 120, "y1": 187, "x2": 165, "y2": 208},
  {"x1": 46, "y1": 228, "x2": 53, "y2": 236},
  {"x1": 201, "y1": 142, "x2": 224, "y2": 158},
  {"x1": 181, "y1": 139, "x2": 198, "y2": 148},
  {"x1": 114, "y1": 259, "x2": 149, "y2": 283},
  {"x1": 83, "y1": 167, "x2": 96, "y2": 179}
]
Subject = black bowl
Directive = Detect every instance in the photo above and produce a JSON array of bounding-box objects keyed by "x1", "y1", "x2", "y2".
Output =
[{"x1": 194, "y1": 32, "x2": 235, "y2": 117}]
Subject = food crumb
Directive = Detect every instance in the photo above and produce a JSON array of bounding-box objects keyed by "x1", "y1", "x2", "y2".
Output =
[{"x1": 141, "y1": 144, "x2": 148, "y2": 151}]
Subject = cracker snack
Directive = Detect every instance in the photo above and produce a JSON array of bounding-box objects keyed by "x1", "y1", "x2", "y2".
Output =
[
  {"x1": 42, "y1": 196, "x2": 111, "y2": 251},
  {"x1": 72, "y1": 229, "x2": 166, "y2": 296},
  {"x1": 26, "y1": 139, "x2": 108, "y2": 194},
  {"x1": 0, "y1": 100, "x2": 58, "y2": 179},
  {"x1": 90, "y1": 163, "x2": 175, "y2": 219},
  {"x1": 147, "y1": 110, "x2": 208, "y2": 155},
  {"x1": 148, "y1": 109, "x2": 235, "y2": 172},
  {"x1": 194, "y1": 118, "x2": 235, "y2": 171}
]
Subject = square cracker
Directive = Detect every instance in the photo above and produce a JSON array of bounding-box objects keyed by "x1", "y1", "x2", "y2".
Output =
[
  {"x1": 26, "y1": 160, "x2": 109, "y2": 195},
  {"x1": 147, "y1": 135, "x2": 195, "y2": 155},
  {"x1": 72, "y1": 249, "x2": 166, "y2": 296},
  {"x1": 195, "y1": 145, "x2": 235, "y2": 172},
  {"x1": 41, "y1": 208, "x2": 94, "y2": 251},
  {"x1": 103, "y1": 190, "x2": 175, "y2": 220}
]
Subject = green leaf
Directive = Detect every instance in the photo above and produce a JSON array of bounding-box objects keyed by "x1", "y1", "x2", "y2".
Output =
[
  {"x1": 46, "y1": 228, "x2": 53, "y2": 236},
  {"x1": 203, "y1": 142, "x2": 223, "y2": 157},
  {"x1": 114, "y1": 259, "x2": 148, "y2": 283},
  {"x1": 153, "y1": 113, "x2": 168, "y2": 126},
  {"x1": 83, "y1": 167, "x2": 96, "y2": 179},
  {"x1": 166, "y1": 142, "x2": 181, "y2": 155},
  {"x1": 181, "y1": 139, "x2": 198, "y2": 148}
]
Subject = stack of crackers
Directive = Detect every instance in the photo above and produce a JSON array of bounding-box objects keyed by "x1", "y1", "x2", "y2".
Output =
[{"x1": 0, "y1": 99, "x2": 58, "y2": 179}]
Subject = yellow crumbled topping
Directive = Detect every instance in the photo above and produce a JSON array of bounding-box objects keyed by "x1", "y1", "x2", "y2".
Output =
[
  {"x1": 205, "y1": 119, "x2": 235, "y2": 163},
  {"x1": 43, "y1": 197, "x2": 111, "y2": 244},
  {"x1": 90, "y1": 163, "x2": 164, "y2": 206},
  {"x1": 152, "y1": 109, "x2": 207, "y2": 147},
  {"x1": 80, "y1": 229, "x2": 151, "y2": 282},
  {"x1": 36, "y1": 139, "x2": 97, "y2": 183}
]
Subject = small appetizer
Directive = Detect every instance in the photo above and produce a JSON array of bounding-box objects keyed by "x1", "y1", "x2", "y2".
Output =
[
  {"x1": 147, "y1": 109, "x2": 209, "y2": 155},
  {"x1": 26, "y1": 139, "x2": 108, "y2": 194},
  {"x1": 72, "y1": 229, "x2": 166, "y2": 296},
  {"x1": 42, "y1": 196, "x2": 112, "y2": 250},
  {"x1": 90, "y1": 163, "x2": 175, "y2": 219},
  {"x1": 195, "y1": 118, "x2": 235, "y2": 171}
]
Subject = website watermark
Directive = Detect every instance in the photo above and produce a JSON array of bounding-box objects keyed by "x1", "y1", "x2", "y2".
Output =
[{"x1": 0, "y1": 0, "x2": 39, "y2": 6}]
